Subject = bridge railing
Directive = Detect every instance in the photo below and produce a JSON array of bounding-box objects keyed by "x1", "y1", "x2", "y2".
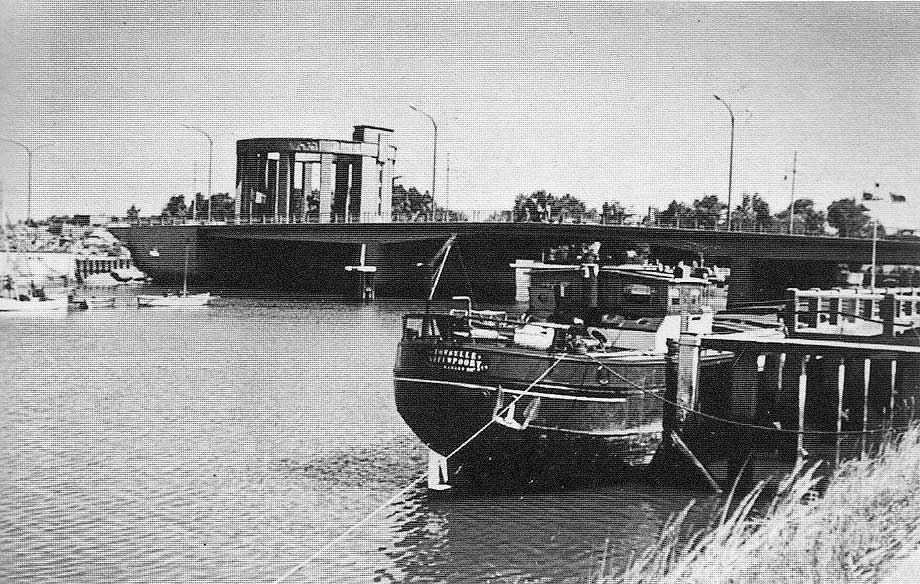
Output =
[{"x1": 125, "y1": 210, "x2": 837, "y2": 237}]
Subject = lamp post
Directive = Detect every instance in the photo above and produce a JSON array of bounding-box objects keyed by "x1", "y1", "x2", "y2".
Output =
[
  {"x1": 0, "y1": 138, "x2": 51, "y2": 223},
  {"x1": 713, "y1": 95, "x2": 735, "y2": 231},
  {"x1": 409, "y1": 105, "x2": 438, "y2": 215},
  {"x1": 788, "y1": 150, "x2": 798, "y2": 234},
  {"x1": 870, "y1": 220, "x2": 878, "y2": 291},
  {"x1": 180, "y1": 124, "x2": 213, "y2": 222}
]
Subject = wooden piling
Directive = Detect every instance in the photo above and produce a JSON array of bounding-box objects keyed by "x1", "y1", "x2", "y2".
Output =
[
  {"x1": 890, "y1": 360, "x2": 898, "y2": 438},
  {"x1": 880, "y1": 294, "x2": 896, "y2": 337},
  {"x1": 731, "y1": 351, "x2": 761, "y2": 421},
  {"x1": 676, "y1": 332, "x2": 701, "y2": 420},
  {"x1": 836, "y1": 357, "x2": 846, "y2": 465},
  {"x1": 797, "y1": 355, "x2": 810, "y2": 466},
  {"x1": 862, "y1": 358, "x2": 871, "y2": 457},
  {"x1": 649, "y1": 338, "x2": 720, "y2": 492}
]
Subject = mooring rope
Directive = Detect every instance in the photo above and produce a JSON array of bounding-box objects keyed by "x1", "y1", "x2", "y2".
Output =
[{"x1": 269, "y1": 355, "x2": 565, "y2": 584}]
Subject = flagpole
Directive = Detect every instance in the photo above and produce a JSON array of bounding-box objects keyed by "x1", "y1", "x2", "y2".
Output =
[{"x1": 788, "y1": 150, "x2": 797, "y2": 234}]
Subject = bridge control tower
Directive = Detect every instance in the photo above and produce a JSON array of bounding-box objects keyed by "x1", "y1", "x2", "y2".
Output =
[{"x1": 235, "y1": 125, "x2": 396, "y2": 223}]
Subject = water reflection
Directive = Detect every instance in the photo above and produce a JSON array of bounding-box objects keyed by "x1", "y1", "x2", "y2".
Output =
[
  {"x1": 2, "y1": 292, "x2": 718, "y2": 584},
  {"x1": 287, "y1": 476, "x2": 720, "y2": 584}
]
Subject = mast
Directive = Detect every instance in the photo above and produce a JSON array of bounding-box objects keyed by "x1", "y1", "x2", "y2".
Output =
[
  {"x1": 0, "y1": 181, "x2": 8, "y2": 297},
  {"x1": 424, "y1": 233, "x2": 458, "y2": 324}
]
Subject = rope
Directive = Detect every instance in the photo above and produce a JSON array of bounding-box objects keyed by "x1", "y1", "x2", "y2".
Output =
[
  {"x1": 588, "y1": 353, "x2": 908, "y2": 437},
  {"x1": 269, "y1": 355, "x2": 564, "y2": 584},
  {"x1": 268, "y1": 475, "x2": 427, "y2": 584}
]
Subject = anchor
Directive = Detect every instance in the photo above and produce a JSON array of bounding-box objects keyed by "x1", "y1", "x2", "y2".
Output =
[{"x1": 492, "y1": 386, "x2": 540, "y2": 430}]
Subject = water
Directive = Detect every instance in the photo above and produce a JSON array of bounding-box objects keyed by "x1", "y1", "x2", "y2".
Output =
[{"x1": 0, "y1": 293, "x2": 716, "y2": 583}]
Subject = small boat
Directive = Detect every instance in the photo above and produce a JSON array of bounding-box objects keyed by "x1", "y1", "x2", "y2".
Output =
[
  {"x1": 393, "y1": 241, "x2": 772, "y2": 489},
  {"x1": 70, "y1": 296, "x2": 117, "y2": 310},
  {"x1": 0, "y1": 295, "x2": 68, "y2": 312},
  {"x1": 137, "y1": 292, "x2": 212, "y2": 308},
  {"x1": 136, "y1": 245, "x2": 212, "y2": 308},
  {"x1": 110, "y1": 266, "x2": 150, "y2": 283}
]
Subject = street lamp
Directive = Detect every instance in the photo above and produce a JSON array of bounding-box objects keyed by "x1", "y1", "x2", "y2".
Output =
[
  {"x1": 180, "y1": 123, "x2": 213, "y2": 222},
  {"x1": 713, "y1": 95, "x2": 735, "y2": 231},
  {"x1": 870, "y1": 220, "x2": 879, "y2": 291},
  {"x1": 0, "y1": 137, "x2": 52, "y2": 223},
  {"x1": 409, "y1": 105, "x2": 438, "y2": 215}
]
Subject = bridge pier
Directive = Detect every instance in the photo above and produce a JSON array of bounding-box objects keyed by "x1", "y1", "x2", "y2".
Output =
[
  {"x1": 345, "y1": 243, "x2": 383, "y2": 301},
  {"x1": 726, "y1": 256, "x2": 753, "y2": 307}
]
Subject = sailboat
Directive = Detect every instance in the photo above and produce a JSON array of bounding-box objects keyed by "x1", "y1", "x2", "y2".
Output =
[
  {"x1": 136, "y1": 245, "x2": 212, "y2": 308},
  {"x1": 0, "y1": 182, "x2": 66, "y2": 312}
]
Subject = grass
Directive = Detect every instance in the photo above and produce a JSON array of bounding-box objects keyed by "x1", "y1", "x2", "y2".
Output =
[{"x1": 596, "y1": 426, "x2": 920, "y2": 584}]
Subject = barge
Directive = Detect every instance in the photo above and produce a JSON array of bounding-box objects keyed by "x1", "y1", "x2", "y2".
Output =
[{"x1": 393, "y1": 260, "x2": 773, "y2": 488}]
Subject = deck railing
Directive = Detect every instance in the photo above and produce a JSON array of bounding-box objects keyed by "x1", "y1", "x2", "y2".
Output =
[{"x1": 786, "y1": 287, "x2": 920, "y2": 333}]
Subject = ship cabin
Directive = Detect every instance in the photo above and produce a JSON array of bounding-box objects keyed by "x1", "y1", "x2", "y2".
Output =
[
  {"x1": 400, "y1": 264, "x2": 727, "y2": 356},
  {"x1": 528, "y1": 264, "x2": 725, "y2": 353}
]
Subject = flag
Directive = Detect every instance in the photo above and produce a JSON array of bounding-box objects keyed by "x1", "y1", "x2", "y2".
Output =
[
  {"x1": 255, "y1": 192, "x2": 266, "y2": 204},
  {"x1": 862, "y1": 192, "x2": 875, "y2": 201},
  {"x1": 148, "y1": 248, "x2": 160, "y2": 257},
  {"x1": 891, "y1": 193, "x2": 907, "y2": 203}
]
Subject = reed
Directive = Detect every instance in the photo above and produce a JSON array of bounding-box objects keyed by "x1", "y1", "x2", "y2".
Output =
[{"x1": 598, "y1": 426, "x2": 920, "y2": 584}]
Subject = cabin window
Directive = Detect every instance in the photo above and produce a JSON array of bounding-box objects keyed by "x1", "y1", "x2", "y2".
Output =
[{"x1": 625, "y1": 284, "x2": 653, "y2": 304}]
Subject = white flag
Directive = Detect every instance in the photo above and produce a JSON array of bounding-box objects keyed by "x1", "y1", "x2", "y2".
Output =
[{"x1": 148, "y1": 248, "x2": 160, "y2": 257}]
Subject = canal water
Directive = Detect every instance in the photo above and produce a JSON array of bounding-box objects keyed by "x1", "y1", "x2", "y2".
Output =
[{"x1": 0, "y1": 294, "x2": 719, "y2": 583}]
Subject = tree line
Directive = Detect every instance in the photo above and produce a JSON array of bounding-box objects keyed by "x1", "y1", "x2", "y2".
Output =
[
  {"x1": 511, "y1": 190, "x2": 884, "y2": 237},
  {"x1": 138, "y1": 186, "x2": 886, "y2": 238}
]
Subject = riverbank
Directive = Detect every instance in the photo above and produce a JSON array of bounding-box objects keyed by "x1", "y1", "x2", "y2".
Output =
[{"x1": 598, "y1": 426, "x2": 920, "y2": 584}]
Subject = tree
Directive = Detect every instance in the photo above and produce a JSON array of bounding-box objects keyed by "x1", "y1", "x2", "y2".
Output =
[
  {"x1": 392, "y1": 184, "x2": 433, "y2": 220},
  {"x1": 512, "y1": 190, "x2": 593, "y2": 223},
  {"x1": 733, "y1": 193, "x2": 774, "y2": 231},
  {"x1": 161, "y1": 195, "x2": 188, "y2": 218},
  {"x1": 208, "y1": 193, "x2": 236, "y2": 221},
  {"x1": 775, "y1": 198, "x2": 826, "y2": 234},
  {"x1": 554, "y1": 193, "x2": 591, "y2": 223},
  {"x1": 601, "y1": 201, "x2": 633, "y2": 224},
  {"x1": 513, "y1": 190, "x2": 549, "y2": 222},
  {"x1": 692, "y1": 195, "x2": 726, "y2": 229},
  {"x1": 827, "y1": 197, "x2": 876, "y2": 238},
  {"x1": 191, "y1": 193, "x2": 205, "y2": 218},
  {"x1": 126, "y1": 205, "x2": 140, "y2": 222},
  {"x1": 658, "y1": 200, "x2": 694, "y2": 227}
]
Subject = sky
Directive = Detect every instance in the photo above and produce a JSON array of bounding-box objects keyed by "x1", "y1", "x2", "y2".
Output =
[{"x1": 1, "y1": 1, "x2": 919, "y2": 229}]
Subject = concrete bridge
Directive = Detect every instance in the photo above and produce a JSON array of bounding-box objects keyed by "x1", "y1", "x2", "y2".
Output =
[{"x1": 109, "y1": 222, "x2": 920, "y2": 303}]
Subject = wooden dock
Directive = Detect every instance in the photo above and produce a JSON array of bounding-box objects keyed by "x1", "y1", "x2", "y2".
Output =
[{"x1": 657, "y1": 292, "x2": 920, "y2": 490}]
